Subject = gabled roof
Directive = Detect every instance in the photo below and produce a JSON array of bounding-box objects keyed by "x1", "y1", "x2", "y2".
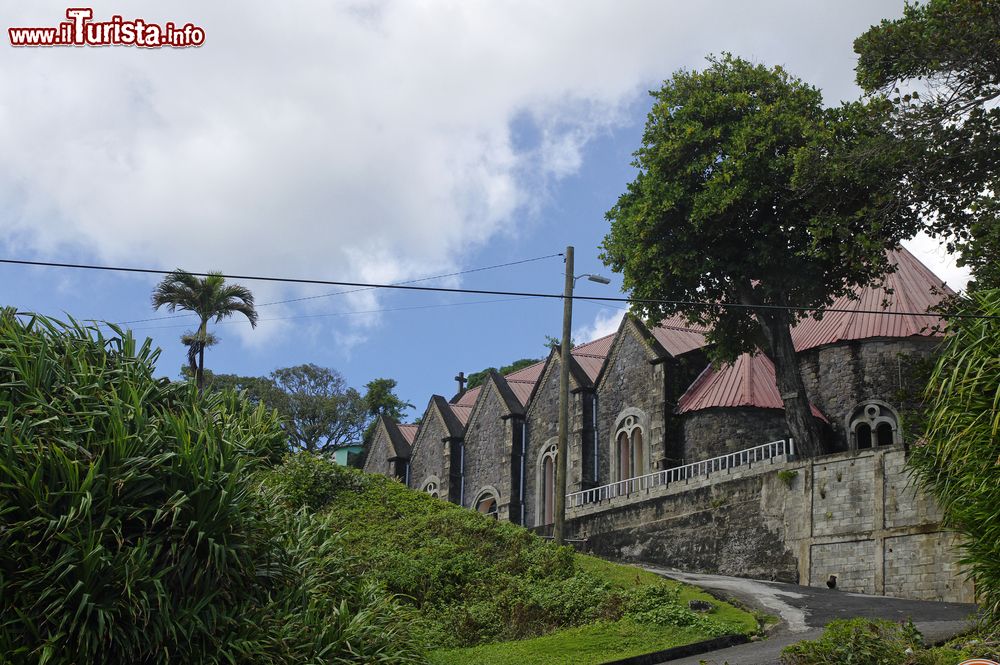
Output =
[
  {"x1": 791, "y1": 247, "x2": 952, "y2": 351},
  {"x1": 485, "y1": 369, "x2": 527, "y2": 417},
  {"x1": 398, "y1": 424, "x2": 418, "y2": 444},
  {"x1": 433, "y1": 394, "x2": 467, "y2": 435},
  {"x1": 677, "y1": 352, "x2": 827, "y2": 421},
  {"x1": 571, "y1": 334, "x2": 615, "y2": 382},
  {"x1": 649, "y1": 314, "x2": 710, "y2": 357},
  {"x1": 449, "y1": 403, "x2": 473, "y2": 427},
  {"x1": 378, "y1": 415, "x2": 414, "y2": 459},
  {"x1": 504, "y1": 361, "x2": 545, "y2": 407}
]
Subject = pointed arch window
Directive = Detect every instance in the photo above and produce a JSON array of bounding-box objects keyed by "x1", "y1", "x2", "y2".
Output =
[
  {"x1": 613, "y1": 412, "x2": 648, "y2": 482},
  {"x1": 536, "y1": 441, "x2": 558, "y2": 526}
]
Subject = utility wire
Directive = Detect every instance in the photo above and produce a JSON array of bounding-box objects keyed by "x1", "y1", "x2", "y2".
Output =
[
  {"x1": 0, "y1": 256, "x2": 991, "y2": 320},
  {"x1": 127, "y1": 297, "x2": 533, "y2": 332},
  {"x1": 109, "y1": 253, "x2": 564, "y2": 325}
]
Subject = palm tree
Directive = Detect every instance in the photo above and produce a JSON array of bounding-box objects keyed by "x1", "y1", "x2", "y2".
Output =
[{"x1": 151, "y1": 270, "x2": 258, "y2": 392}]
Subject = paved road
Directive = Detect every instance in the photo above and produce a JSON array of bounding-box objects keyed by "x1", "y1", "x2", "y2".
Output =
[{"x1": 644, "y1": 568, "x2": 978, "y2": 665}]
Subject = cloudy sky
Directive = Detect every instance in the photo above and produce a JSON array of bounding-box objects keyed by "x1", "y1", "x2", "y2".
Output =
[{"x1": 0, "y1": 1, "x2": 967, "y2": 416}]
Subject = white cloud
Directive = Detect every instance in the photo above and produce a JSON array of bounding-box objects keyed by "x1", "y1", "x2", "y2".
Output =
[
  {"x1": 575, "y1": 307, "x2": 625, "y2": 344},
  {"x1": 902, "y1": 233, "x2": 972, "y2": 293},
  {"x1": 0, "y1": 0, "x2": 912, "y2": 351}
]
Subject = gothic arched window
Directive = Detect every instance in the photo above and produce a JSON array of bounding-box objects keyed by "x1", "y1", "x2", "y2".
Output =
[
  {"x1": 536, "y1": 441, "x2": 558, "y2": 526},
  {"x1": 613, "y1": 412, "x2": 648, "y2": 482}
]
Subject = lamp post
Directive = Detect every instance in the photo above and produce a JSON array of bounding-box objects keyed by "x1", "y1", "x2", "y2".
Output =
[{"x1": 553, "y1": 245, "x2": 610, "y2": 545}]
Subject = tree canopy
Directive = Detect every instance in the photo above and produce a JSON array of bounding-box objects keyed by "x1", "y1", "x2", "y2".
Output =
[
  {"x1": 151, "y1": 270, "x2": 258, "y2": 392},
  {"x1": 602, "y1": 54, "x2": 918, "y2": 456},
  {"x1": 208, "y1": 366, "x2": 412, "y2": 455},
  {"x1": 855, "y1": 0, "x2": 1000, "y2": 289}
]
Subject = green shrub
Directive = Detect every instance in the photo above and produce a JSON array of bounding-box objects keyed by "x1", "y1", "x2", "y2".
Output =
[
  {"x1": 782, "y1": 618, "x2": 923, "y2": 665},
  {"x1": 909, "y1": 289, "x2": 1000, "y2": 624},
  {"x1": 0, "y1": 314, "x2": 422, "y2": 664},
  {"x1": 273, "y1": 457, "x2": 750, "y2": 649}
]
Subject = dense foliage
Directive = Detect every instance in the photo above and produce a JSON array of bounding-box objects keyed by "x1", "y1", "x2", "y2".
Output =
[
  {"x1": 782, "y1": 618, "x2": 999, "y2": 665},
  {"x1": 264, "y1": 455, "x2": 754, "y2": 650},
  {"x1": 208, "y1": 366, "x2": 412, "y2": 455},
  {"x1": 782, "y1": 618, "x2": 924, "y2": 665},
  {"x1": 0, "y1": 314, "x2": 421, "y2": 664},
  {"x1": 909, "y1": 289, "x2": 1000, "y2": 624},
  {"x1": 601, "y1": 54, "x2": 917, "y2": 456},
  {"x1": 855, "y1": 0, "x2": 1000, "y2": 290}
]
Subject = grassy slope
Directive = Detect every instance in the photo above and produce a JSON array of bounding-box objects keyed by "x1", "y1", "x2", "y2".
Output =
[
  {"x1": 431, "y1": 555, "x2": 757, "y2": 665},
  {"x1": 309, "y1": 465, "x2": 757, "y2": 663}
]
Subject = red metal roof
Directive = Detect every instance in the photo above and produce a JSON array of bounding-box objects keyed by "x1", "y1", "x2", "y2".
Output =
[
  {"x1": 570, "y1": 333, "x2": 615, "y2": 382},
  {"x1": 791, "y1": 247, "x2": 952, "y2": 351},
  {"x1": 455, "y1": 385, "x2": 481, "y2": 407},
  {"x1": 449, "y1": 403, "x2": 472, "y2": 426},
  {"x1": 650, "y1": 314, "x2": 709, "y2": 356},
  {"x1": 504, "y1": 360, "x2": 546, "y2": 407},
  {"x1": 677, "y1": 353, "x2": 827, "y2": 420},
  {"x1": 398, "y1": 424, "x2": 418, "y2": 444},
  {"x1": 444, "y1": 249, "x2": 946, "y2": 422}
]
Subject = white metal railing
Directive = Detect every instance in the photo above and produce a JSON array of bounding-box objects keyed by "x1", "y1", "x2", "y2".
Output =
[{"x1": 567, "y1": 438, "x2": 794, "y2": 508}]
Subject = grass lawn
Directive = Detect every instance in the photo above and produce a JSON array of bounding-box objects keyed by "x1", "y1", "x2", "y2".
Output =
[
  {"x1": 428, "y1": 619, "x2": 713, "y2": 665},
  {"x1": 429, "y1": 554, "x2": 758, "y2": 665}
]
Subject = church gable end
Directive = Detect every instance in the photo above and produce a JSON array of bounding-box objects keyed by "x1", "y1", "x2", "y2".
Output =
[
  {"x1": 407, "y1": 398, "x2": 454, "y2": 500},
  {"x1": 363, "y1": 421, "x2": 396, "y2": 478}
]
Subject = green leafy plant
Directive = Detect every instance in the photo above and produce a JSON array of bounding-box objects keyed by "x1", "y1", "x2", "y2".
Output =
[
  {"x1": 777, "y1": 470, "x2": 799, "y2": 488},
  {"x1": 782, "y1": 618, "x2": 923, "y2": 664},
  {"x1": 908, "y1": 289, "x2": 1000, "y2": 624},
  {"x1": 0, "y1": 314, "x2": 422, "y2": 664}
]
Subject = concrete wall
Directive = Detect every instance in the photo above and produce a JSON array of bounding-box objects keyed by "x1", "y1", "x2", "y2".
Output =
[{"x1": 569, "y1": 445, "x2": 973, "y2": 603}]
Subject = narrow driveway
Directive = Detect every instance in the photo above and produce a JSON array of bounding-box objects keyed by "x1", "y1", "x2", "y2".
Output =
[{"x1": 644, "y1": 567, "x2": 977, "y2": 665}]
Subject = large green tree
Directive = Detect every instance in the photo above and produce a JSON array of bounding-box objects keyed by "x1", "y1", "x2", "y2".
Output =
[
  {"x1": 151, "y1": 270, "x2": 258, "y2": 392},
  {"x1": 602, "y1": 55, "x2": 918, "y2": 457},
  {"x1": 208, "y1": 366, "x2": 411, "y2": 455},
  {"x1": 855, "y1": 0, "x2": 1000, "y2": 289},
  {"x1": 265, "y1": 364, "x2": 367, "y2": 454}
]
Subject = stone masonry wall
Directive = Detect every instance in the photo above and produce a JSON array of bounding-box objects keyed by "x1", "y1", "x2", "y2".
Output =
[
  {"x1": 523, "y1": 357, "x2": 586, "y2": 528},
  {"x1": 362, "y1": 426, "x2": 394, "y2": 478},
  {"x1": 595, "y1": 325, "x2": 664, "y2": 481},
  {"x1": 798, "y1": 338, "x2": 938, "y2": 451},
  {"x1": 569, "y1": 446, "x2": 973, "y2": 603},
  {"x1": 461, "y1": 383, "x2": 511, "y2": 511},
  {"x1": 680, "y1": 408, "x2": 790, "y2": 461},
  {"x1": 407, "y1": 408, "x2": 447, "y2": 495}
]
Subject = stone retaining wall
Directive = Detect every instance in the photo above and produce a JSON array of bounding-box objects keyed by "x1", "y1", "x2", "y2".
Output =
[{"x1": 569, "y1": 445, "x2": 974, "y2": 603}]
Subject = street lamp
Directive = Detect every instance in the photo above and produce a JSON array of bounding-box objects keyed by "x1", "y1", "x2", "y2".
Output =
[{"x1": 553, "y1": 246, "x2": 609, "y2": 545}]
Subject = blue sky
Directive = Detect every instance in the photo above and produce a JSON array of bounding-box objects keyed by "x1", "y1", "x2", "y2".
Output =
[{"x1": 0, "y1": 1, "x2": 969, "y2": 421}]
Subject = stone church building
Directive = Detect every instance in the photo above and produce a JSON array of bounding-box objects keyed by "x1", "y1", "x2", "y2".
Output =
[{"x1": 364, "y1": 248, "x2": 973, "y2": 602}]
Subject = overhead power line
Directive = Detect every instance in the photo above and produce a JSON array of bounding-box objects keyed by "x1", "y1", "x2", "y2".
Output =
[
  {"x1": 0, "y1": 256, "x2": 991, "y2": 320},
  {"x1": 127, "y1": 297, "x2": 533, "y2": 332},
  {"x1": 109, "y1": 252, "x2": 564, "y2": 325}
]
